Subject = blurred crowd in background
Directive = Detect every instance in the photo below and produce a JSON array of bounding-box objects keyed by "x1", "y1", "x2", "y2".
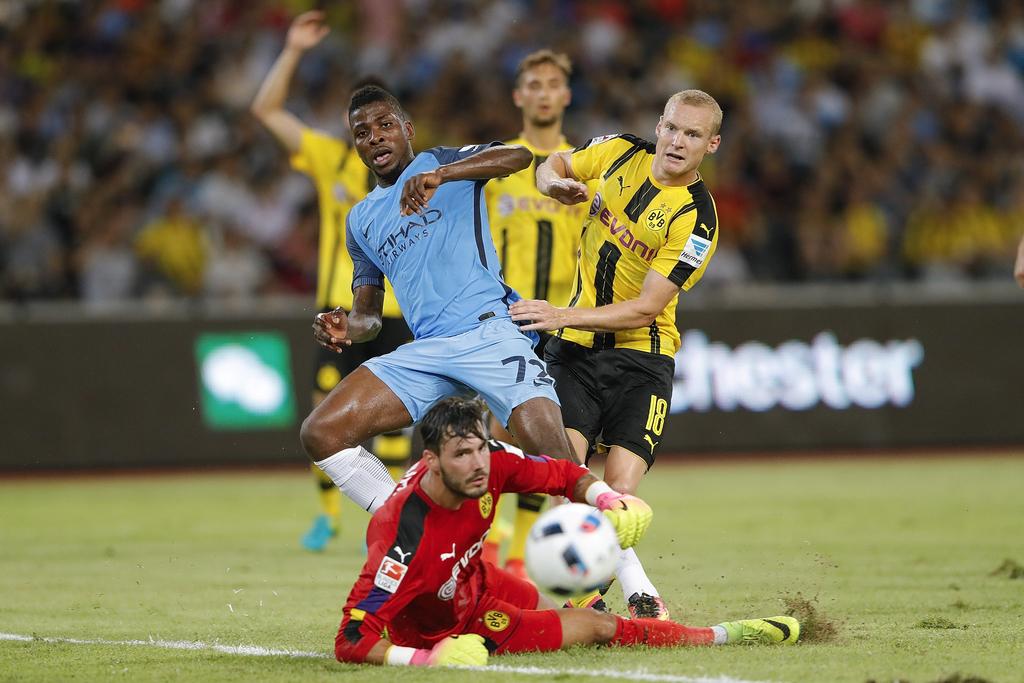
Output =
[{"x1": 2, "y1": 0, "x2": 1023, "y2": 305}]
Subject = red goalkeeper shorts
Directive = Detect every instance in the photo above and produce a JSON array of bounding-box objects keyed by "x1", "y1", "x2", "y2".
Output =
[{"x1": 464, "y1": 562, "x2": 563, "y2": 653}]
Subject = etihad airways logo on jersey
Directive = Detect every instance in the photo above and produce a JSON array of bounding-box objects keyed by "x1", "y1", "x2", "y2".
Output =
[
  {"x1": 377, "y1": 209, "x2": 442, "y2": 267},
  {"x1": 436, "y1": 530, "x2": 489, "y2": 601},
  {"x1": 589, "y1": 192, "x2": 657, "y2": 262}
]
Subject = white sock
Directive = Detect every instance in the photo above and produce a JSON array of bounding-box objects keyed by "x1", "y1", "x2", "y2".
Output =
[
  {"x1": 315, "y1": 445, "x2": 396, "y2": 513},
  {"x1": 712, "y1": 625, "x2": 728, "y2": 645},
  {"x1": 616, "y1": 547, "x2": 660, "y2": 600}
]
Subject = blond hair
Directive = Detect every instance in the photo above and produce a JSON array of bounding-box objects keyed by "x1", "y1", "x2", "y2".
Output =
[
  {"x1": 665, "y1": 89, "x2": 723, "y2": 135},
  {"x1": 515, "y1": 49, "x2": 572, "y2": 87}
]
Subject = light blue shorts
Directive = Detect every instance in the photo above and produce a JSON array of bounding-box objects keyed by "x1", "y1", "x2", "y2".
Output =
[{"x1": 363, "y1": 317, "x2": 559, "y2": 426}]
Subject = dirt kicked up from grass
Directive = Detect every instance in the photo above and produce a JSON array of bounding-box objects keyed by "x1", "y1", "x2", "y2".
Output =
[
  {"x1": 781, "y1": 592, "x2": 839, "y2": 643},
  {"x1": 987, "y1": 558, "x2": 1024, "y2": 579},
  {"x1": 917, "y1": 618, "x2": 962, "y2": 634}
]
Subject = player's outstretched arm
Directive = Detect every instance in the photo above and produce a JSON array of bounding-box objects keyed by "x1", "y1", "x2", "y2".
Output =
[
  {"x1": 511, "y1": 268, "x2": 679, "y2": 333},
  {"x1": 582, "y1": 480, "x2": 653, "y2": 549},
  {"x1": 559, "y1": 473, "x2": 653, "y2": 549},
  {"x1": 400, "y1": 145, "x2": 532, "y2": 216},
  {"x1": 494, "y1": 444, "x2": 650, "y2": 546},
  {"x1": 250, "y1": 10, "x2": 329, "y2": 153},
  {"x1": 536, "y1": 151, "x2": 588, "y2": 206},
  {"x1": 311, "y1": 285, "x2": 383, "y2": 353}
]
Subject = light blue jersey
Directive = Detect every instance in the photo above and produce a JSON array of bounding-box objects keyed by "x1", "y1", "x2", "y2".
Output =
[
  {"x1": 345, "y1": 144, "x2": 557, "y2": 426},
  {"x1": 346, "y1": 144, "x2": 517, "y2": 340}
]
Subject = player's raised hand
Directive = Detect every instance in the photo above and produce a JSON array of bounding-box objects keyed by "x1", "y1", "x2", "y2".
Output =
[
  {"x1": 400, "y1": 170, "x2": 443, "y2": 216},
  {"x1": 595, "y1": 491, "x2": 653, "y2": 548},
  {"x1": 287, "y1": 11, "x2": 330, "y2": 52},
  {"x1": 545, "y1": 177, "x2": 589, "y2": 206},
  {"x1": 411, "y1": 634, "x2": 488, "y2": 667},
  {"x1": 509, "y1": 298, "x2": 565, "y2": 331},
  {"x1": 312, "y1": 307, "x2": 353, "y2": 353}
]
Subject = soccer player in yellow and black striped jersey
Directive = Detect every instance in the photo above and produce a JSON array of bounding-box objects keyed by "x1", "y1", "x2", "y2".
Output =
[
  {"x1": 513, "y1": 90, "x2": 723, "y2": 620},
  {"x1": 252, "y1": 11, "x2": 411, "y2": 552},
  {"x1": 488, "y1": 134, "x2": 584, "y2": 309},
  {"x1": 481, "y1": 50, "x2": 589, "y2": 581}
]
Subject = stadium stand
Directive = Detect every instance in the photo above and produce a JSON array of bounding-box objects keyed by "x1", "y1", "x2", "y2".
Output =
[{"x1": 1, "y1": 0, "x2": 1023, "y2": 304}]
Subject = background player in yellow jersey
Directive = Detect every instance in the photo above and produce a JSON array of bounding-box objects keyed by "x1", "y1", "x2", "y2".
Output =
[
  {"x1": 481, "y1": 49, "x2": 588, "y2": 580},
  {"x1": 512, "y1": 90, "x2": 723, "y2": 620},
  {"x1": 487, "y1": 50, "x2": 587, "y2": 322},
  {"x1": 251, "y1": 11, "x2": 411, "y2": 552}
]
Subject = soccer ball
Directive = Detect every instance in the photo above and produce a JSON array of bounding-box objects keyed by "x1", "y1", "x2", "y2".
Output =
[{"x1": 524, "y1": 503, "x2": 620, "y2": 596}]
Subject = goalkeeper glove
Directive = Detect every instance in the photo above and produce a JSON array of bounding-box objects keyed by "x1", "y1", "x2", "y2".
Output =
[
  {"x1": 409, "y1": 634, "x2": 488, "y2": 667},
  {"x1": 595, "y1": 491, "x2": 653, "y2": 548}
]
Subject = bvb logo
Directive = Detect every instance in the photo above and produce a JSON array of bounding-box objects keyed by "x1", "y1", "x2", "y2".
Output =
[
  {"x1": 645, "y1": 208, "x2": 667, "y2": 231},
  {"x1": 479, "y1": 492, "x2": 493, "y2": 518},
  {"x1": 483, "y1": 610, "x2": 510, "y2": 632}
]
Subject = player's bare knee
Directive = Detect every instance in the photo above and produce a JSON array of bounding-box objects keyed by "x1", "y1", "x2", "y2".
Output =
[
  {"x1": 299, "y1": 412, "x2": 327, "y2": 459},
  {"x1": 510, "y1": 398, "x2": 573, "y2": 459},
  {"x1": 300, "y1": 400, "x2": 358, "y2": 460}
]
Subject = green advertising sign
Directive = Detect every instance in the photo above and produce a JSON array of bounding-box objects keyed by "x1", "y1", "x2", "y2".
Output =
[{"x1": 194, "y1": 332, "x2": 296, "y2": 429}]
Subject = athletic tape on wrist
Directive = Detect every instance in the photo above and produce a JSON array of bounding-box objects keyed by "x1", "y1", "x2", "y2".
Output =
[
  {"x1": 585, "y1": 481, "x2": 615, "y2": 506},
  {"x1": 384, "y1": 645, "x2": 418, "y2": 666}
]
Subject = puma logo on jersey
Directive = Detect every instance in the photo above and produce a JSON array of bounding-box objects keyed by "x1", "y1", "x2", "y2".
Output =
[
  {"x1": 617, "y1": 175, "x2": 631, "y2": 195},
  {"x1": 392, "y1": 546, "x2": 411, "y2": 563},
  {"x1": 697, "y1": 222, "x2": 713, "y2": 238},
  {"x1": 440, "y1": 543, "x2": 457, "y2": 561},
  {"x1": 643, "y1": 434, "x2": 659, "y2": 453}
]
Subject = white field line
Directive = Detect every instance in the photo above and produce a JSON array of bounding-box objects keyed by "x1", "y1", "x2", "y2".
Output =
[
  {"x1": 0, "y1": 631, "x2": 774, "y2": 683},
  {"x1": 0, "y1": 632, "x2": 325, "y2": 658}
]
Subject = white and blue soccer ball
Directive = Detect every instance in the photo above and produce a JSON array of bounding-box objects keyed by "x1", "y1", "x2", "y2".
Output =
[{"x1": 524, "y1": 503, "x2": 620, "y2": 596}]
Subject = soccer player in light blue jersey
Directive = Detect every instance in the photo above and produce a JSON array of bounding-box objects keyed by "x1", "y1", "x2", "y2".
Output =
[{"x1": 299, "y1": 85, "x2": 579, "y2": 514}]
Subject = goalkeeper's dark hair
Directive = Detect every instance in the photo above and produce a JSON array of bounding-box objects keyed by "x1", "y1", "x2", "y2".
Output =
[
  {"x1": 421, "y1": 397, "x2": 488, "y2": 454},
  {"x1": 348, "y1": 84, "x2": 409, "y2": 122}
]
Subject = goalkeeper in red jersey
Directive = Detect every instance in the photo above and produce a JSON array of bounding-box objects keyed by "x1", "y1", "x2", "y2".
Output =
[{"x1": 334, "y1": 397, "x2": 798, "y2": 666}]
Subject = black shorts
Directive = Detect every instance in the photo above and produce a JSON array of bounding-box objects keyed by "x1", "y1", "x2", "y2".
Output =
[
  {"x1": 544, "y1": 336, "x2": 674, "y2": 469},
  {"x1": 533, "y1": 331, "x2": 554, "y2": 360},
  {"x1": 313, "y1": 313, "x2": 412, "y2": 394}
]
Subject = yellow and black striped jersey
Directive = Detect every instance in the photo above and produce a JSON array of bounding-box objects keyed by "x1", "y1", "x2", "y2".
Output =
[
  {"x1": 291, "y1": 128, "x2": 402, "y2": 317},
  {"x1": 485, "y1": 136, "x2": 589, "y2": 307},
  {"x1": 561, "y1": 134, "x2": 719, "y2": 357}
]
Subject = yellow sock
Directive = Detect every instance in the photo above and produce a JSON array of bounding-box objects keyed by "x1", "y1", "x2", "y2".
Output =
[
  {"x1": 313, "y1": 464, "x2": 341, "y2": 521},
  {"x1": 507, "y1": 493, "x2": 545, "y2": 563},
  {"x1": 483, "y1": 495, "x2": 513, "y2": 564},
  {"x1": 374, "y1": 431, "x2": 411, "y2": 482},
  {"x1": 489, "y1": 495, "x2": 515, "y2": 543},
  {"x1": 567, "y1": 589, "x2": 604, "y2": 609}
]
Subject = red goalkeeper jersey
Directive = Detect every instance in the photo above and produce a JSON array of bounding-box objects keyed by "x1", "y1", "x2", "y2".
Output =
[{"x1": 336, "y1": 441, "x2": 588, "y2": 662}]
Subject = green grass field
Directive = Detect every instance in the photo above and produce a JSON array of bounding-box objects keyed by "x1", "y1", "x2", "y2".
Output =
[{"x1": 2, "y1": 454, "x2": 1023, "y2": 683}]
